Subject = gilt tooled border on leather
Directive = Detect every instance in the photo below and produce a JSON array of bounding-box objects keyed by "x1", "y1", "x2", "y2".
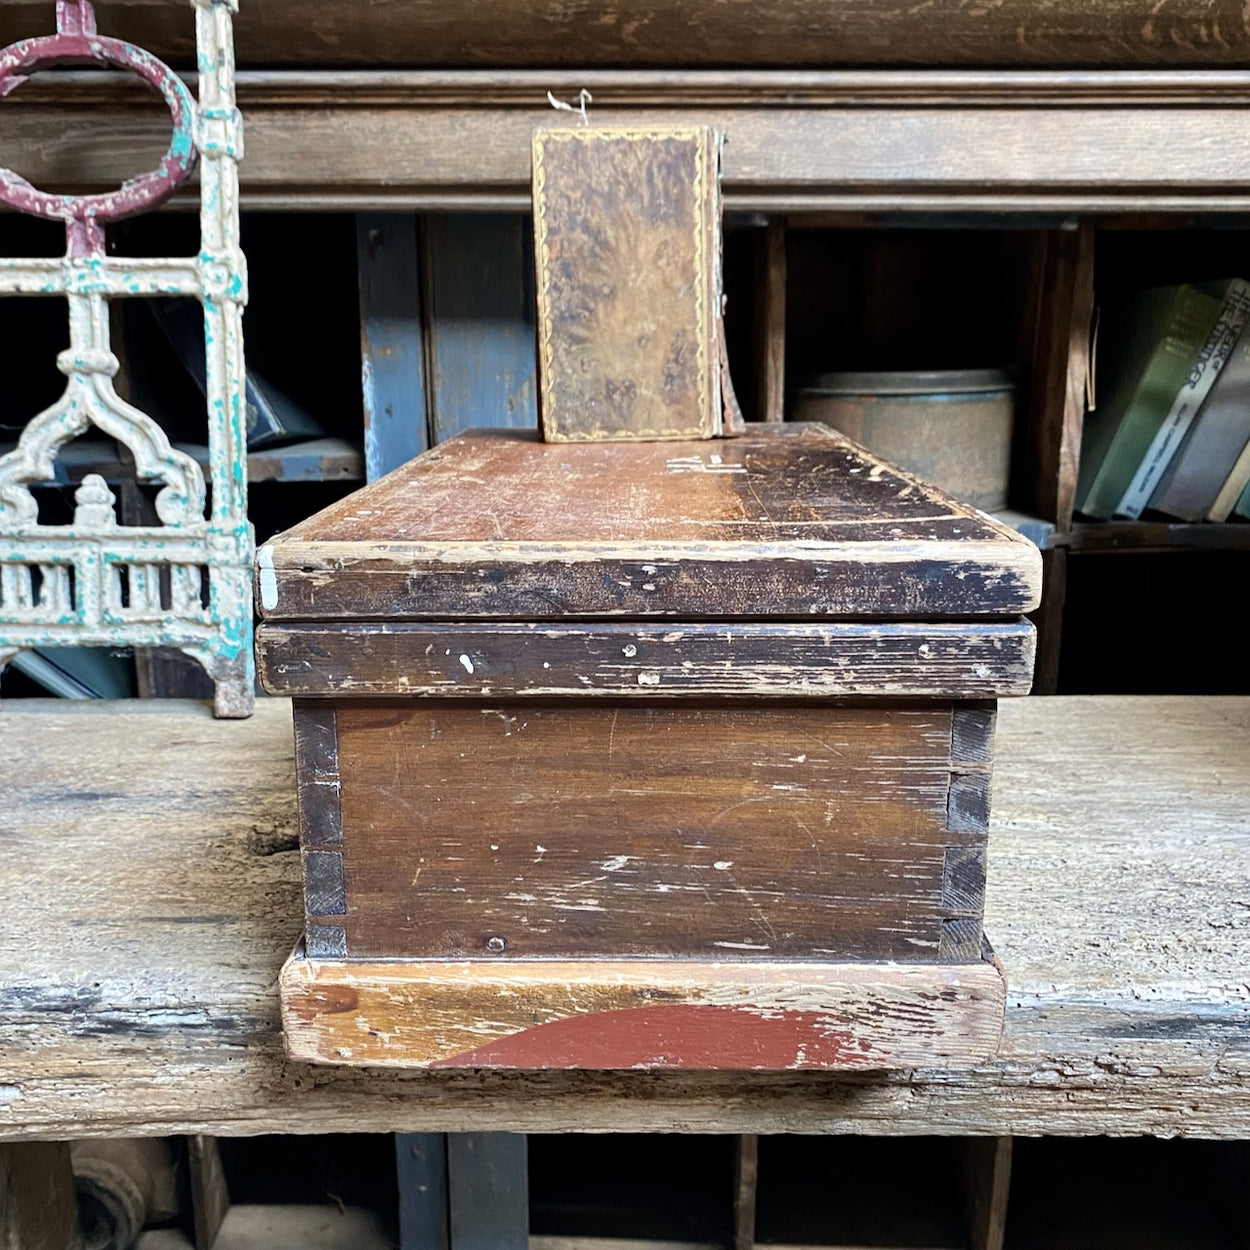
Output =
[{"x1": 532, "y1": 126, "x2": 720, "y2": 441}]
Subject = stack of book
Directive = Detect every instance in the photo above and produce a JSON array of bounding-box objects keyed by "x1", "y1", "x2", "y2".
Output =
[{"x1": 1077, "y1": 278, "x2": 1250, "y2": 522}]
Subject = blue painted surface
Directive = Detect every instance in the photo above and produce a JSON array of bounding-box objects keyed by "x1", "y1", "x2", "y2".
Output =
[
  {"x1": 446, "y1": 1133, "x2": 529, "y2": 1250},
  {"x1": 357, "y1": 214, "x2": 429, "y2": 481},
  {"x1": 424, "y1": 214, "x2": 538, "y2": 444},
  {"x1": 396, "y1": 1133, "x2": 450, "y2": 1250}
]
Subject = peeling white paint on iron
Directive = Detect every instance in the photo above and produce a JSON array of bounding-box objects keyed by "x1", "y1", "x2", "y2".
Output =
[{"x1": 0, "y1": 0, "x2": 253, "y2": 718}]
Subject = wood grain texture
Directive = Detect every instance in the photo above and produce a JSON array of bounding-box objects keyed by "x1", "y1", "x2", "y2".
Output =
[
  {"x1": 2, "y1": 4, "x2": 1249, "y2": 69},
  {"x1": 964, "y1": 1136, "x2": 1012, "y2": 1250},
  {"x1": 11, "y1": 71, "x2": 1250, "y2": 213},
  {"x1": 1020, "y1": 225, "x2": 1096, "y2": 529},
  {"x1": 0, "y1": 1143, "x2": 78, "y2": 1250},
  {"x1": 1, "y1": 697, "x2": 1247, "y2": 1138},
  {"x1": 755, "y1": 220, "x2": 787, "y2": 426},
  {"x1": 256, "y1": 428, "x2": 1042, "y2": 622},
  {"x1": 423, "y1": 215, "x2": 538, "y2": 443},
  {"x1": 357, "y1": 214, "x2": 430, "y2": 482},
  {"x1": 733, "y1": 1135, "x2": 758, "y2": 1250},
  {"x1": 533, "y1": 128, "x2": 721, "y2": 441},
  {"x1": 323, "y1": 699, "x2": 981, "y2": 962},
  {"x1": 279, "y1": 955, "x2": 1008, "y2": 1071},
  {"x1": 257, "y1": 621, "x2": 1036, "y2": 699}
]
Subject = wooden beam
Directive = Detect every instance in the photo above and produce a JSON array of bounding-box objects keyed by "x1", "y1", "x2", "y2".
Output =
[
  {"x1": 1, "y1": 697, "x2": 1248, "y2": 1139},
  {"x1": 1021, "y1": 224, "x2": 1096, "y2": 529},
  {"x1": 3, "y1": 4, "x2": 1250, "y2": 70},
  {"x1": 964, "y1": 1137, "x2": 1013, "y2": 1250},
  {"x1": 0, "y1": 1143, "x2": 79, "y2": 1250},
  {"x1": 357, "y1": 214, "x2": 429, "y2": 481},
  {"x1": 755, "y1": 220, "x2": 787, "y2": 424},
  {"x1": 421, "y1": 216, "x2": 538, "y2": 443},
  {"x1": 446, "y1": 1135, "x2": 529, "y2": 1250},
  {"x1": 733, "y1": 1135, "x2": 759, "y2": 1250},
  {"x1": 9, "y1": 73, "x2": 1250, "y2": 213},
  {"x1": 396, "y1": 1134, "x2": 449, "y2": 1250},
  {"x1": 187, "y1": 1136, "x2": 229, "y2": 1250}
]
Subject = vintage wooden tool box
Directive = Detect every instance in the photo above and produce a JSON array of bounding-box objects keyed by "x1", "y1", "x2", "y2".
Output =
[{"x1": 256, "y1": 424, "x2": 1041, "y2": 1071}]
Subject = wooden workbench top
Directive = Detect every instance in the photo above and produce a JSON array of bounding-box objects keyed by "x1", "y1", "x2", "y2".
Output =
[{"x1": 1, "y1": 696, "x2": 1247, "y2": 1141}]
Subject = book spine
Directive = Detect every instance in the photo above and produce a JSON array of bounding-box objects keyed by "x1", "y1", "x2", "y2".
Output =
[
  {"x1": 1149, "y1": 311, "x2": 1250, "y2": 521},
  {"x1": 1235, "y1": 476, "x2": 1250, "y2": 520},
  {"x1": 1116, "y1": 278, "x2": 1250, "y2": 518},
  {"x1": 1077, "y1": 286, "x2": 1217, "y2": 520},
  {"x1": 1209, "y1": 437, "x2": 1250, "y2": 521}
]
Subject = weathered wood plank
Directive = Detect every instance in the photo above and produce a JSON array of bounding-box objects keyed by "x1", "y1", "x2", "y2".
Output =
[
  {"x1": 324, "y1": 699, "x2": 970, "y2": 962},
  {"x1": 1020, "y1": 224, "x2": 1096, "y2": 529},
  {"x1": 279, "y1": 955, "x2": 1008, "y2": 1070},
  {"x1": 256, "y1": 429, "x2": 1043, "y2": 622},
  {"x1": 733, "y1": 1135, "x2": 758, "y2": 1250},
  {"x1": 0, "y1": 697, "x2": 1247, "y2": 1138},
  {"x1": 257, "y1": 621, "x2": 1037, "y2": 699},
  {"x1": 357, "y1": 214, "x2": 429, "y2": 482},
  {"x1": 964, "y1": 1136, "x2": 1012, "y2": 1250},
  {"x1": 754, "y1": 220, "x2": 787, "y2": 425},
  {"x1": 12, "y1": 73, "x2": 1250, "y2": 212},
  {"x1": 0, "y1": 1143, "x2": 78, "y2": 1250},
  {"x1": 2, "y1": 5, "x2": 1248, "y2": 70},
  {"x1": 423, "y1": 215, "x2": 538, "y2": 443}
]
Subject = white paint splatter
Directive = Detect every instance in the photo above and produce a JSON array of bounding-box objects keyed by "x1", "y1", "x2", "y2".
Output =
[
  {"x1": 459, "y1": 653, "x2": 475, "y2": 674},
  {"x1": 713, "y1": 860, "x2": 733, "y2": 871},
  {"x1": 256, "y1": 544, "x2": 278, "y2": 610}
]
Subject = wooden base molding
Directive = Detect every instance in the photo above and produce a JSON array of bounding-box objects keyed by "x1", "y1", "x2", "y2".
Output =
[{"x1": 279, "y1": 950, "x2": 1006, "y2": 1071}]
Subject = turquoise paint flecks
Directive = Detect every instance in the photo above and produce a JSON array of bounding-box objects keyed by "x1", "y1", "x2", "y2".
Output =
[{"x1": 0, "y1": 0, "x2": 253, "y2": 718}]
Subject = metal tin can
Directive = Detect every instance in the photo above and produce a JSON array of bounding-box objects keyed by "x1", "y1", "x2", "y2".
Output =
[{"x1": 792, "y1": 368, "x2": 1015, "y2": 511}]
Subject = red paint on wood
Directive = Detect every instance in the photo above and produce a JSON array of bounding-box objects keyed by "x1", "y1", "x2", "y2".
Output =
[{"x1": 429, "y1": 1004, "x2": 888, "y2": 1071}]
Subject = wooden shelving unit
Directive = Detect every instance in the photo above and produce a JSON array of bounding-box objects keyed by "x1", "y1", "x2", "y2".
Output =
[
  {"x1": 1063, "y1": 520, "x2": 1250, "y2": 553},
  {"x1": 1, "y1": 696, "x2": 1247, "y2": 1247},
  {"x1": 4, "y1": 21, "x2": 1250, "y2": 1246}
]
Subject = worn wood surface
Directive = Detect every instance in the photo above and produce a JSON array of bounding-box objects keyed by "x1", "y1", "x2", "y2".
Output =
[
  {"x1": 964, "y1": 1137, "x2": 1012, "y2": 1250},
  {"x1": 186, "y1": 1135, "x2": 228, "y2": 1250},
  {"x1": 280, "y1": 955, "x2": 1007, "y2": 1071},
  {"x1": 533, "y1": 127, "x2": 721, "y2": 442},
  {"x1": 733, "y1": 1135, "x2": 758, "y2": 1250},
  {"x1": 395, "y1": 1134, "x2": 449, "y2": 1250},
  {"x1": 422, "y1": 215, "x2": 538, "y2": 444},
  {"x1": 357, "y1": 214, "x2": 429, "y2": 483},
  {"x1": 300, "y1": 699, "x2": 988, "y2": 963},
  {"x1": 445, "y1": 1134, "x2": 529, "y2": 1250},
  {"x1": 1020, "y1": 225, "x2": 1096, "y2": 530},
  {"x1": 0, "y1": 1142, "x2": 79, "y2": 1250},
  {"x1": 2, "y1": 4, "x2": 1248, "y2": 69},
  {"x1": 1060, "y1": 519, "x2": 1250, "y2": 552},
  {"x1": 256, "y1": 428, "x2": 1042, "y2": 623},
  {"x1": 755, "y1": 220, "x2": 787, "y2": 426},
  {"x1": 0, "y1": 697, "x2": 1247, "y2": 1137},
  {"x1": 12, "y1": 71, "x2": 1250, "y2": 213},
  {"x1": 257, "y1": 621, "x2": 1036, "y2": 700}
]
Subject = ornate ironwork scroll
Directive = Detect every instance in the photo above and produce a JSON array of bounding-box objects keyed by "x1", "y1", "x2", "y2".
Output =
[{"x1": 0, "y1": 0, "x2": 252, "y2": 716}]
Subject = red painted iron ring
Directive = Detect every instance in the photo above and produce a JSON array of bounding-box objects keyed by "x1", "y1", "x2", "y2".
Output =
[{"x1": 0, "y1": 28, "x2": 198, "y2": 233}]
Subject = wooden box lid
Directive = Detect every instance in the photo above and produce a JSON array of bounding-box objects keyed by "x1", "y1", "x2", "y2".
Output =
[{"x1": 257, "y1": 426, "x2": 1040, "y2": 624}]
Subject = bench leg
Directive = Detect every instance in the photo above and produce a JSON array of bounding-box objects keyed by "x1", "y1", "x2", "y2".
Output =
[{"x1": 0, "y1": 1142, "x2": 80, "y2": 1250}]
